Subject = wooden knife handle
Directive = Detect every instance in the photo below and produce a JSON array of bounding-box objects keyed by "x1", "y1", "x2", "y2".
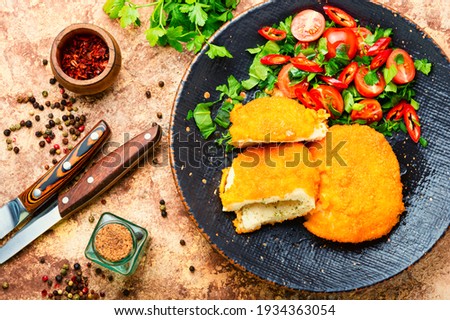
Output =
[
  {"x1": 57, "y1": 124, "x2": 162, "y2": 218},
  {"x1": 17, "y1": 120, "x2": 111, "y2": 215}
]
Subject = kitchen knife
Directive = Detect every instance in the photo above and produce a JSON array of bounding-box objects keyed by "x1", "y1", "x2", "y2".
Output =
[
  {"x1": 0, "y1": 120, "x2": 111, "y2": 240},
  {"x1": 0, "y1": 124, "x2": 162, "y2": 264}
]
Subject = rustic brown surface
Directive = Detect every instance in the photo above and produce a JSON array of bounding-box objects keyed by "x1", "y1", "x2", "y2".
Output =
[{"x1": 0, "y1": 0, "x2": 449, "y2": 300}]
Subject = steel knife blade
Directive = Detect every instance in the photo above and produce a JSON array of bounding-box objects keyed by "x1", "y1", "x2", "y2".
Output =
[
  {"x1": 0, "y1": 124, "x2": 162, "y2": 264},
  {"x1": 0, "y1": 121, "x2": 111, "y2": 240}
]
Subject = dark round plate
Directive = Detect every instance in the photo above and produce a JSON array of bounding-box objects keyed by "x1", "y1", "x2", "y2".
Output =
[{"x1": 169, "y1": 0, "x2": 450, "y2": 292}]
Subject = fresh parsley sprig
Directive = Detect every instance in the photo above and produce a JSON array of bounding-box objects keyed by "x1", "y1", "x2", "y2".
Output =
[{"x1": 103, "y1": 0, "x2": 238, "y2": 58}]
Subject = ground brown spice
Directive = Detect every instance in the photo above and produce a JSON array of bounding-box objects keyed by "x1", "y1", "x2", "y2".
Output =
[{"x1": 94, "y1": 223, "x2": 133, "y2": 262}]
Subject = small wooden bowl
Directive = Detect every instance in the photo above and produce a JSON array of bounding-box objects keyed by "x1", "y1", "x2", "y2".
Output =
[{"x1": 50, "y1": 23, "x2": 122, "y2": 95}]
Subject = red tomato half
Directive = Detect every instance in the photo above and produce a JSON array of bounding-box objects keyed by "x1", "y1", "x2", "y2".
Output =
[
  {"x1": 276, "y1": 63, "x2": 309, "y2": 98},
  {"x1": 370, "y1": 49, "x2": 393, "y2": 70},
  {"x1": 309, "y1": 85, "x2": 344, "y2": 118},
  {"x1": 354, "y1": 66, "x2": 386, "y2": 98},
  {"x1": 386, "y1": 48, "x2": 416, "y2": 85},
  {"x1": 350, "y1": 99, "x2": 383, "y2": 124},
  {"x1": 350, "y1": 27, "x2": 372, "y2": 56},
  {"x1": 323, "y1": 28, "x2": 358, "y2": 60},
  {"x1": 295, "y1": 88, "x2": 323, "y2": 111},
  {"x1": 323, "y1": 6, "x2": 357, "y2": 28},
  {"x1": 291, "y1": 9, "x2": 326, "y2": 42},
  {"x1": 338, "y1": 61, "x2": 358, "y2": 86}
]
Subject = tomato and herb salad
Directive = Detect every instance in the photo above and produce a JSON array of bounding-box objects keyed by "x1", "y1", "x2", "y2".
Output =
[{"x1": 189, "y1": 5, "x2": 432, "y2": 148}]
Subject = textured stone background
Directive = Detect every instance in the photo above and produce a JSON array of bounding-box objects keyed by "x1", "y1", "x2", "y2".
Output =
[{"x1": 0, "y1": 0, "x2": 448, "y2": 300}]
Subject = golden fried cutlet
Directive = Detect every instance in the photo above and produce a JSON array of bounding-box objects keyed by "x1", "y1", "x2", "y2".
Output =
[
  {"x1": 303, "y1": 124, "x2": 405, "y2": 243},
  {"x1": 220, "y1": 143, "x2": 320, "y2": 233},
  {"x1": 229, "y1": 96, "x2": 328, "y2": 148}
]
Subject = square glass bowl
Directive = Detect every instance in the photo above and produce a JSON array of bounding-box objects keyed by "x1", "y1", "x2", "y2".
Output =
[{"x1": 85, "y1": 212, "x2": 149, "y2": 276}]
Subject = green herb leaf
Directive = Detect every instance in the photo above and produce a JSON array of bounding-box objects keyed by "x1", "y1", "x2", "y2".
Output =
[
  {"x1": 145, "y1": 27, "x2": 167, "y2": 46},
  {"x1": 382, "y1": 64, "x2": 398, "y2": 84},
  {"x1": 354, "y1": 55, "x2": 372, "y2": 66},
  {"x1": 410, "y1": 98, "x2": 420, "y2": 110},
  {"x1": 394, "y1": 53, "x2": 405, "y2": 65},
  {"x1": 384, "y1": 81, "x2": 398, "y2": 93},
  {"x1": 103, "y1": 0, "x2": 125, "y2": 19},
  {"x1": 419, "y1": 137, "x2": 428, "y2": 147},
  {"x1": 193, "y1": 101, "x2": 217, "y2": 139},
  {"x1": 342, "y1": 89, "x2": 354, "y2": 113},
  {"x1": 414, "y1": 58, "x2": 432, "y2": 75},
  {"x1": 318, "y1": 37, "x2": 328, "y2": 55},
  {"x1": 186, "y1": 110, "x2": 194, "y2": 120},
  {"x1": 352, "y1": 103, "x2": 365, "y2": 111},
  {"x1": 118, "y1": 5, "x2": 140, "y2": 28},
  {"x1": 206, "y1": 43, "x2": 233, "y2": 59},
  {"x1": 189, "y1": 2, "x2": 209, "y2": 27},
  {"x1": 242, "y1": 41, "x2": 280, "y2": 90},
  {"x1": 247, "y1": 46, "x2": 262, "y2": 54},
  {"x1": 364, "y1": 69, "x2": 379, "y2": 85},
  {"x1": 216, "y1": 75, "x2": 242, "y2": 100}
]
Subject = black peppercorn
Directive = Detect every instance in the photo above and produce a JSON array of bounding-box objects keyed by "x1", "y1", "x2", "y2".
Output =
[
  {"x1": 158, "y1": 80, "x2": 165, "y2": 87},
  {"x1": 3, "y1": 129, "x2": 11, "y2": 136},
  {"x1": 62, "y1": 93, "x2": 69, "y2": 99},
  {"x1": 48, "y1": 113, "x2": 53, "y2": 119},
  {"x1": 159, "y1": 199, "x2": 165, "y2": 205},
  {"x1": 49, "y1": 148, "x2": 56, "y2": 155},
  {"x1": 161, "y1": 210, "x2": 167, "y2": 218},
  {"x1": 180, "y1": 239, "x2": 186, "y2": 246},
  {"x1": 62, "y1": 115, "x2": 68, "y2": 121},
  {"x1": 42, "y1": 59, "x2": 48, "y2": 65},
  {"x1": 39, "y1": 257, "x2": 45, "y2": 263},
  {"x1": 189, "y1": 266, "x2": 195, "y2": 272},
  {"x1": 13, "y1": 147, "x2": 19, "y2": 154},
  {"x1": 145, "y1": 90, "x2": 151, "y2": 98},
  {"x1": 25, "y1": 120, "x2": 32, "y2": 128},
  {"x1": 122, "y1": 289, "x2": 130, "y2": 297},
  {"x1": 157, "y1": 112, "x2": 163, "y2": 119},
  {"x1": 95, "y1": 268, "x2": 102, "y2": 275},
  {"x1": 61, "y1": 100, "x2": 67, "y2": 106},
  {"x1": 49, "y1": 77, "x2": 56, "y2": 85},
  {"x1": 35, "y1": 131, "x2": 42, "y2": 137},
  {"x1": 74, "y1": 263, "x2": 81, "y2": 270},
  {"x1": 39, "y1": 105, "x2": 44, "y2": 111},
  {"x1": 29, "y1": 96, "x2": 36, "y2": 103},
  {"x1": 69, "y1": 128, "x2": 75, "y2": 134},
  {"x1": 20, "y1": 120, "x2": 25, "y2": 127},
  {"x1": 52, "y1": 158, "x2": 58, "y2": 165},
  {"x1": 58, "y1": 83, "x2": 64, "y2": 89},
  {"x1": 45, "y1": 101, "x2": 51, "y2": 107},
  {"x1": 39, "y1": 141, "x2": 45, "y2": 148},
  {"x1": 55, "y1": 275, "x2": 63, "y2": 283},
  {"x1": 107, "y1": 275, "x2": 113, "y2": 282}
]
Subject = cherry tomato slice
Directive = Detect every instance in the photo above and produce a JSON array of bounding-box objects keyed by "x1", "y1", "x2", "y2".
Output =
[
  {"x1": 277, "y1": 63, "x2": 310, "y2": 98},
  {"x1": 260, "y1": 54, "x2": 291, "y2": 65},
  {"x1": 350, "y1": 99, "x2": 383, "y2": 124},
  {"x1": 319, "y1": 75, "x2": 348, "y2": 90},
  {"x1": 309, "y1": 85, "x2": 344, "y2": 118},
  {"x1": 290, "y1": 56, "x2": 323, "y2": 73},
  {"x1": 370, "y1": 48, "x2": 393, "y2": 70},
  {"x1": 338, "y1": 61, "x2": 358, "y2": 86},
  {"x1": 323, "y1": 5, "x2": 357, "y2": 28},
  {"x1": 291, "y1": 9, "x2": 326, "y2": 42},
  {"x1": 386, "y1": 48, "x2": 416, "y2": 85},
  {"x1": 386, "y1": 100, "x2": 406, "y2": 121},
  {"x1": 295, "y1": 88, "x2": 324, "y2": 111},
  {"x1": 403, "y1": 104, "x2": 421, "y2": 143},
  {"x1": 354, "y1": 65, "x2": 386, "y2": 98},
  {"x1": 258, "y1": 27, "x2": 287, "y2": 41},
  {"x1": 323, "y1": 28, "x2": 358, "y2": 60},
  {"x1": 367, "y1": 37, "x2": 392, "y2": 56}
]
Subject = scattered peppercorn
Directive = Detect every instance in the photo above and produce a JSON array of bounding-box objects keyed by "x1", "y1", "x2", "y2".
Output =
[
  {"x1": 158, "y1": 80, "x2": 165, "y2": 87},
  {"x1": 157, "y1": 112, "x2": 163, "y2": 119},
  {"x1": 2, "y1": 282, "x2": 9, "y2": 289},
  {"x1": 88, "y1": 215, "x2": 95, "y2": 223},
  {"x1": 29, "y1": 96, "x2": 36, "y2": 103},
  {"x1": 74, "y1": 263, "x2": 81, "y2": 270},
  {"x1": 160, "y1": 204, "x2": 166, "y2": 211},
  {"x1": 101, "y1": 199, "x2": 107, "y2": 205},
  {"x1": 180, "y1": 239, "x2": 186, "y2": 246},
  {"x1": 42, "y1": 91, "x2": 48, "y2": 98},
  {"x1": 122, "y1": 289, "x2": 130, "y2": 297},
  {"x1": 25, "y1": 120, "x2": 32, "y2": 128},
  {"x1": 49, "y1": 77, "x2": 57, "y2": 85},
  {"x1": 6, "y1": 138, "x2": 12, "y2": 144},
  {"x1": 95, "y1": 268, "x2": 102, "y2": 275},
  {"x1": 55, "y1": 275, "x2": 63, "y2": 283},
  {"x1": 87, "y1": 262, "x2": 92, "y2": 268},
  {"x1": 161, "y1": 210, "x2": 167, "y2": 218},
  {"x1": 35, "y1": 115, "x2": 40, "y2": 122},
  {"x1": 44, "y1": 164, "x2": 50, "y2": 170},
  {"x1": 159, "y1": 199, "x2": 165, "y2": 205},
  {"x1": 3, "y1": 129, "x2": 11, "y2": 136},
  {"x1": 52, "y1": 158, "x2": 58, "y2": 165},
  {"x1": 145, "y1": 90, "x2": 151, "y2": 98},
  {"x1": 7, "y1": 145, "x2": 13, "y2": 151},
  {"x1": 20, "y1": 120, "x2": 26, "y2": 127},
  {"x1": 13, "y1": 147, "x2": 19, "y2": 154},
  {"x1": 42, "y1": 275, "x2": 49, "y2": 282},
  {"x1": 107, "y1": 275, "x2": 114, "y2": 282},
  {"x1": 60, "y1": 268, "x2": 67, "y2": 276},
  {"x1": 189, "y1": 266, "x2": 195, "y2": 272},
  {"x1": 42, "y1": 59, "x2": 48, "y2": 65}
]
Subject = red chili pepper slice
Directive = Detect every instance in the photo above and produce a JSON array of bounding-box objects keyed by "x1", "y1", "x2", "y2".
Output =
[
  {"x1": 258, "y1": 27, "x2": 287, "y2": 41},
  {"x1": 323, "y1": 5, "x2": 357, "y2": 28},
  {"x1": 370, "y1": 48, "x2": 393, "y2": 70},
  {"x1": 367, "y1": 37, "x2": 392, "y2": 56},
  {"x1": 294, "y1": 88, "x2": 324, "y2": 111},
  {"x1": 319, "y1": 76, "x2": 348, "y2": 90},
  {"x1": 386, "y1": 100, "x2": 406, "y2": 121},
  {"x1": 403, "y1": 104, "x2": 421, "y2": 143},
  {"x1": 260, "y1": 54, "x2": 291, "y2": 65},
  {"x1": 290, "y1": 56, "x2": 323, "y2": 73},
  {"x1": 338, "y1": 61, "x2": 358, "y2": 86}
]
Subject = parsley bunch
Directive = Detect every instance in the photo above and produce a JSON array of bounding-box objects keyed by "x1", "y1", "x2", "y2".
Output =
[{"x1": 103, "y1": 0, "x2": 238, "y2": 58}]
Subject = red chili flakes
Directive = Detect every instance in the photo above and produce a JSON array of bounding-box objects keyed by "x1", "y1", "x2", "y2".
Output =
[{"x1": 61, "y1": 34, "x2": 109, "y2": 80}]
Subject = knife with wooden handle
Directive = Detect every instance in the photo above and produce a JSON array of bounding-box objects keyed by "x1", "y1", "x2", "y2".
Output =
[
  {"x1": 0, "y1": 124, "x2": 162, "y2": 264},
  {"x1": 0, "y1": 120, "x2": 111, "y2": 239}
]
